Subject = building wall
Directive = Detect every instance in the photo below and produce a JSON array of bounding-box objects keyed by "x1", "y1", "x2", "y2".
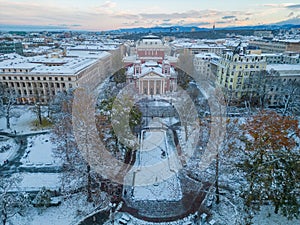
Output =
[
  {"x1": 0, "y1": 54, "x2": 112, "y2": 104},
  {"x1": 249, "y1": 40, "x2": 300, "y2": 53},
  {"x1": 217, "y1": 53, "x2": 267, "y2": 99},
  {"x1": 0, "y1": 42, "x2": 23, "y2": 55},
  {"x1": 0, "y1": 71, "x2": 76, "y2": 104}
]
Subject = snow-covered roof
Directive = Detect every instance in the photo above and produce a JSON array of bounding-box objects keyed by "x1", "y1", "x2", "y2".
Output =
[
  {"x1": 68, "y1": 44, "x2": 117, "y2": 51},
  {"x1": 267, "y1": 64, "x2": 300, "y2": 73},
  {"x1": 195, "y1": 52, "x2": 220, "y2": 59},
  {"x1": 127, "y1": 61, "x2": 176, "y2": 78},
  {"x1": 0, "y1": 51, "x2": 111, "y2": 76}
]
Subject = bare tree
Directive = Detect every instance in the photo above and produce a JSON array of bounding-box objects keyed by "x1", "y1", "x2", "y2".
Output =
[
  {"x1": 0, "y1": 83, "x2": 18, "y2": 129},
  {"x1": 280, "y1": 80, "x2": 300, "y2": 116},
  {"x1": 0, "y1": 175, "x2": 29, "y2": 225},
  {"x1": 51, "y1": 90, "x2": 98, "y2": 202}
]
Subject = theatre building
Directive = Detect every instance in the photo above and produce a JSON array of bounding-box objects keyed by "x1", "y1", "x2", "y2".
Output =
[{"x1": 126, "y1": 60, "x2": 177, "y2": 95}]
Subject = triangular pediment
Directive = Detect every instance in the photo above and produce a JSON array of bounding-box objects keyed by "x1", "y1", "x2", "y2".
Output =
[{"x1": 140, "y1": 71, "x2": 165, "y2": 79}]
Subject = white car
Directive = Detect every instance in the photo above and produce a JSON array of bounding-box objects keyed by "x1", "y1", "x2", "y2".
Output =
[{"x1": 118, "y1": 214, "x2": 131, "y2": 224}]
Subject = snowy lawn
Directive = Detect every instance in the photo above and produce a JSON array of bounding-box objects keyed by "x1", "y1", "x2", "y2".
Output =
[
  {"x1": 0, "y1": 135, "x2": 19, "y2": 166},
  {"x1": 10, "y1": 172, "x2": 61, "y2": 192},
  {"x1": 252, "y1": 205, "x2": 300, "y2": 225},
  {"x1": 0, "y1": 105, "x2": 51, "y2": 133},
  {"x1": 10, "y1": 193, "x2": 101, "y2": 225},
  {"x1": 21, "y1": 133, "x2": 61, "y2": 166}
]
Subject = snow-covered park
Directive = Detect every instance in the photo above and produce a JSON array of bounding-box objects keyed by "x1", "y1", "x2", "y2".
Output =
[{"x1": 21, "y1": 133, "x2": 61, "y2": 167}]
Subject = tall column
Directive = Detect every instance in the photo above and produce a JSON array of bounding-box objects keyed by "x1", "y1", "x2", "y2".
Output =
[
  {"x1": 147, "y1": 80, "x2": 150, "y2": 95},
  {"x1": 154, "y1": 80, "x2": 157, "y2": 95}
]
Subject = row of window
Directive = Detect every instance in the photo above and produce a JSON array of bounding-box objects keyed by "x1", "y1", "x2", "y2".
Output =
[
  {"x1": 1, "y1": 68, "x2": 29, "y2": 73},
  {"x1": 1, "y1": 76, "x2": 73, "y2": 81},
  {"x1": 3, "y1": 82, "x2": 72, "y2": 89},
  {"x1": 13, "y1": 89, "x2": 56, "y2": 97}
]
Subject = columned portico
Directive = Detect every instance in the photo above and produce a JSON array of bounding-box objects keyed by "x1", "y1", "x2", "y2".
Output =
[{"x1": 126, "y1": 60, "x2": 177, "y2": 96}]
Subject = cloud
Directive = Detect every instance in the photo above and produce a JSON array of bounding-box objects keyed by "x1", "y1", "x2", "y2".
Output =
[
  {"x1": 222, "y1": 15, "x2": 236, "y2": 20},
  {"x1": 0, "y1": 1, "x2": 271, "y2": 30},
  {"x1": 216, "y1": 21, "x2": 228, "y2": 24},
  {"x1": 288, "y1": 12, "x2": 295, "y2": 17},
  {"x1": 286, "y1": 4, "x2": 300, "y2": 9},
  {"x1": 100, "y1": 1, "x2": 117, "y2": 8}
]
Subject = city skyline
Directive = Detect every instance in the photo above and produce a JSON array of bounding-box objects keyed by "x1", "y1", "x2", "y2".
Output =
[{"x1": 0, "y1": 0, "x2": 300, "y2": 31}]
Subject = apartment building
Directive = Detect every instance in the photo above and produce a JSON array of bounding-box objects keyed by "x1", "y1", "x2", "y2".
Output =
[
  {"x1": 217, "y1": 52, "x2": 267, "y2": 99},
  {"x1": 262, "y1": 52, "x2": 300, "y2": 64},
  {"x1": 194, "y1": 53, "x2": 221, "y2": 81},
  {"x1": 266, "y1": 64, "x2": 300, "y2": 112}
]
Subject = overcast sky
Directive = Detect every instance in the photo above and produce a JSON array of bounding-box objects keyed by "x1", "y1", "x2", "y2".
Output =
[{"x1": 0, "y1": 0, "x2": 300, "y2": 31}]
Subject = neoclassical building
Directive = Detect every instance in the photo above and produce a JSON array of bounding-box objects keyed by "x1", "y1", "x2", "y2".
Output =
[
  {"x1": 0, "y1": 51, "x2": 112, "y2": 104},
  {"x1": 126, "y1": 60, "x2": 177, "y2": 95}
]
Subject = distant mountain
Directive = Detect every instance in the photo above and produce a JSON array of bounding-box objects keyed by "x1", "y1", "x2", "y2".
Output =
[
  {"x1": 108, "y1": 22, "x2": 300, "y2": 35},
  {"x1": 1, "y1": 18, "x2": 300, "y2": 34},
  {"x1": 273, "y1": 17, "x2": 300, "y2": 26},
  {"x1": 0, "y1": 24, "x2": 70, "y2": 32},
  {"x1": 109, "y1": 26, "x2": 209, "y2": 34}
]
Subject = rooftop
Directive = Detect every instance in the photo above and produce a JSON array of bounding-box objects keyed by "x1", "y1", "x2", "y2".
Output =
[{"x1": 0, "y1": 51, "x2": 110, "y2": 75}]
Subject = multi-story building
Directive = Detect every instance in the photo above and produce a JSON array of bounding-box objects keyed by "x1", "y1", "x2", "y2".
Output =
[
  {"x1": 0, "y1": 41, "x2": 23, "y2": 55},
  {"x1": 194, "y1": 53, "x2": 220, "y2": 81},
  {"x1": 249, "y1": 39, "x2": 300, "y2": 53},
  {"x1": 262, "y1": 52, "x2": 300, "y2": 64},
  {"x1": 266, "y1": 64, "x2": 300, "y2": 112},
  {"x1": 217, "y1": 52, "x2": 267, "y2": 99},
  {"x1": 0, "y1": 51, "x2": 112, "y2": 104},
  {"x1": 183, "y1": 44, "x2": 226, "y2": 56},
  {"x1": 126, "y1": 60, "x2": 177, "y2": 95}
]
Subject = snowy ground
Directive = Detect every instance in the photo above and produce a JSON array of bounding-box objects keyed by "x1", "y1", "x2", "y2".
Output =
[
  {"x1": 20, "y1": 133, "x2": 61, "y2": 166},
  {"x1": 0, "y1": 135, "x2": 19, "y2": 165},
  {"x1": 252, "y1": 205, "x2": 300, "y2": 225},
  {"x1": 9, "y1": 193, "x2": 101, "y2": 225},
  {"x1": 10, "y1": 172, "x2": 61, "y2": 192},
  {"x1": 0, "y1": 105, "x2": 49, "y2": 133}
]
